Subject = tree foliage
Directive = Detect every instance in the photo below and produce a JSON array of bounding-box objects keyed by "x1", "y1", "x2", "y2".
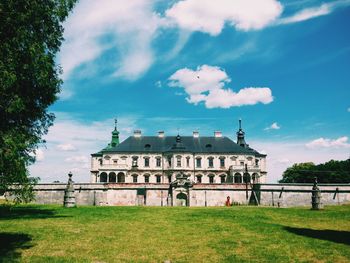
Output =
[
  {"x1": 0, "y1": 0, "x2": 76, "y2": 202},
  {"x1": 279, "y1": 159, "x2": 350, "y2": 183}
]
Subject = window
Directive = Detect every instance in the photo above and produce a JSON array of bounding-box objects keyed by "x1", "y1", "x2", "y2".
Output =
[
  {"x1": 156, "y1": 157, "x2": 161, "y2": 167},
  {"x1": 156, "y1": 175, "x2": 161, "y2": 183},
  {"x1": 168, "y1": 157, "x2": 172, "y2": 166},
  {"x1": 220, "y1": 175, "x2": 226, "y2": 184},
  {"x1": 144, "y1": 144, "x2": 151, "y2": 150},
  {"x1": 100, "y1": 172, "x2": 107, "y2": 183},
  {"x1": 234, "y1": 173, "x2": 242, "y2": 183},
  {"x1": 113, "y1": 160, "x2": 118, "y2": 164},
  {"x1": 243, "y1": 173, "x2": 251, "y2": 183},
  {"x1": 132, "y1": 174, "x2": 138, "y2": 183},
  {"x1": 220, "y1": 157, "x2": 225, "y2": 167},
  {"x1": 109, "y1": 172, "x2": 116, "y2": 183},
  {"x1": 255, "y1": 159, "x2": 259, "y2": 166},
  {"x1": 240, "y1": 161, "x2": 244, "y2": 166},
  {"x1": 176, "y1": 156, "x2": 182, "y2": 167},
  {"x1": 132, "y1": 156, "x2": 138, "y2": 167},
  {"x1": 117, "y1": 172, "x2": 125, "y2": 183},
  {"x1": 196, "y1": 158, "x2": 202, "y2": 168},
  {"x1": 144, "y1": 175, "x2": 150, "y2": 183},
  {"x1": 252, "y1": 173, "x2": 258, "y2": 183},
  {"x1": 144, "y1": 157, "x2": 150, "y2": 167},
  {"x1": 168, "y1": 175, "x2": 172, "y2": 183},
  {"x1": 209, "y1": 175, "x2": 214, "y2": 184},
  {"x1": 98, "y1": 159, "x2": 102, "y2": 165},
  {"x1": 186, "y1": 156, "x2": 190, "y2": 167},
  {"x1": 196, "y1": 175, "x2": 202, "y2": 183},
  {"x1": 208, "y1": 157, "x2": 214, "y2": 168}
]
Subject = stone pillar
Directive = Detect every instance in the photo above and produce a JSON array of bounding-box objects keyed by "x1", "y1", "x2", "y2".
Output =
[
  {"x1": 64, "y1": 172, "x2": 76, "y2": 208},
  {"x1": 311, "y1": 177, "x2": 323, "y2": 210}
]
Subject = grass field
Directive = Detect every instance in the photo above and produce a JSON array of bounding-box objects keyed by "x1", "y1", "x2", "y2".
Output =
[{"x1": 0, "y1": 204, "x2": 349, "y2": 263}]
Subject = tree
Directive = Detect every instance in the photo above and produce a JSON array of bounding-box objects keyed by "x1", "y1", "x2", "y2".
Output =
[
  {"x1": 0, "y1": 0, "x2": 77, "y2": 202},
  {"x1": 279, "y1": 159, "x2": 350, "y2": 183}
]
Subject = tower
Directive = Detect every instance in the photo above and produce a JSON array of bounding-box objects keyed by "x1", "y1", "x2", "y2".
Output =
[
  {"x1": 110, "y1": 118, "x2": 120, "y2": 147},
  {"x1": 236, "y1": 119, "x2": 247, "y2": 148}
]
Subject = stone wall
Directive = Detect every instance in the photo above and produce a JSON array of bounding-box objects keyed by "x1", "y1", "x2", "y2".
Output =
[
  {"x1": 259, "y1": 184, "x2": 350, "y2": 207},
  {"x1": 13, "y1": 183, "x2": 350, "y2": 207}
]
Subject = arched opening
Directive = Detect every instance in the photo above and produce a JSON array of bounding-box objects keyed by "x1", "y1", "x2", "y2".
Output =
[
  {"x1": 176, "y1": 155, "x2": 182, "y2": 167},
  {"x1": 132, "y1": 174, "x2": 138, "y2": 183},
  {"x1": 234, "y1": 173, "x2": 242, "y2": 183},
  {"x1": 243, "y1": 173, "x2": 251, "y2": 183},
  {"x1": 208, "y1": 174, "x2": 215, "y2": 184},
  {"x1": 117, "y1": 172, "x2": 125, "y2": 183},
  {"x1": 109, "y1": 172, "x2": 116, "y2": 183},
  {"x1": 176, "y1": 192, "x2": 187, "y2": 206},
  {"x1": 100, "y1": 172, "x2": 107, "y2": 183},
  {"x1": 252, "y1": 173, "x2": 259, "y2": 183},
  {"x1": 144, "y1": 174, "x2": 150, "y2": 183},
  {"x1": 220, "y1": 174, "x2": 226, "y2": 184},
  {"x1": 207, "y1": 157, "x2": 214, "y2": 168}
]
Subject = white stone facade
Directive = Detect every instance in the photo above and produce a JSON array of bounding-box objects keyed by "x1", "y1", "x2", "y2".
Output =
[{"x1": 90, "y1": 128, "x2": 267, "y2": 185}]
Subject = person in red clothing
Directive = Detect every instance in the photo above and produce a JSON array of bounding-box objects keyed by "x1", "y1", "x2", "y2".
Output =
[{"x1": 225, "y1": 196, "x2": 231, "y2": 206}]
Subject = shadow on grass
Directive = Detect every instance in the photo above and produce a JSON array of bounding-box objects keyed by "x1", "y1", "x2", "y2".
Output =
[
  {"x1": 0, "y1": 205, "x2": 68, "y2": 220},
  {"x1": 284, "y1": 226, "x2": 350, "y2": 246},
  {"x1": 0, "y1": 232, "x2": 33, "y2": 263}
]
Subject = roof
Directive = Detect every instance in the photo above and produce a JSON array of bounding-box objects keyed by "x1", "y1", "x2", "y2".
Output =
[{"x1": 93, "y1": 136, "x2": 265, "y2": 157}]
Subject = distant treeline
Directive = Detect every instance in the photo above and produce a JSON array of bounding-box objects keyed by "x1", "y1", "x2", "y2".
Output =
[{"x1": 279, "y1": 159, "x2": 350, "y2": 183}]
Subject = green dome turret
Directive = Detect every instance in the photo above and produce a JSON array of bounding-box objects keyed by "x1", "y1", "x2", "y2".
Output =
[
  {"x1": 236, "y1": 119, "x2": 247, "y2": 148},
  {"x1": 111, "y1": 118, "x2": 120, "y2": 147}
]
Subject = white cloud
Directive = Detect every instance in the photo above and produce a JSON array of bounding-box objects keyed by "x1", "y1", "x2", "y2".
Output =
[
  {"x1": 166, "y1": 0, "x2": 283, "y2": 35},
  {"x1": 36, "y1": 149, "x2": 45, "y2": 162},
  {"x1": 276, "y1": 158, "x2": 290, "y2": 164},
  {"x1": 155, "y1": 81, "x2": 162, "y2": 88},
  {"x1": 168, "y1": 65, "x2": 273, "y2": 108},
  {"x1": 57, "y1": 143, "x2": 76, "y2": 151},
  {"x1": 29, "y1": 113, "x2": 139, "y2": 183},
  {"x1": 65, "y1": 155, "x2": 89, "y2": 163},
  {"x1": 29, "y1": 148, "x2": 45, "y2": 162},
  {"x1": 264, "y1": 122, "x2": 281, "y2": 130},
  {"x1": 58, "y1": 0, "x2": 350, "y2": 88},
  {"x1": 277, "y1": 0, "x2": 350, "y2": 25},
  {"x1": 278, "y1": 3, "x2": 330, "y2": 24},
  {"x1": 306, "y1": 136, "x2": 350, "y2": 149},
  {"x1": 60, "y1": 0, "x2": 164, "y2": 80},
  {"x1": 253, "y1": 140, "x2": 350, "y2": 183}
]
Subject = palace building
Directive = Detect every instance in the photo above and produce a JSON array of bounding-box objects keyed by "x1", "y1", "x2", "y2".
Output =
[
  {"x1": 90, "y1": 120, "x2": 267, "y2": 186},
  {"x1": 20, "y1": 121, "x2": 350, "y2": 207}
]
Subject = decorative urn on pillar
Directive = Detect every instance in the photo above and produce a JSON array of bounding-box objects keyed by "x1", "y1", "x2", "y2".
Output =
[
  {"x1": 311, "y1": 177, "x2": 323, "y2": 210},
  {"x1": 64, "y1": 171, "x2": 76, "y2": 208}
]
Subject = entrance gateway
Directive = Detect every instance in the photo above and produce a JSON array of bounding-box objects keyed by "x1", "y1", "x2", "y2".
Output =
[
  {"x1": 176, "y1": 192, "x2": 187, "y2": 206},
  {"x1": 171, "y1": 172, "x2": 193, "y2": 206}
]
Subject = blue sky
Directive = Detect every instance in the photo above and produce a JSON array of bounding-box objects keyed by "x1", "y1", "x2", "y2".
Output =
[{"x1": 30, "y1": 0, "x2": 350, "y2": 183}]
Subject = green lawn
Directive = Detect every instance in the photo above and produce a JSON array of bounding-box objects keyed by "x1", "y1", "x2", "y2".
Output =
[{"x1": 0, "y1": 204, "x2": 349, "y2": 263}]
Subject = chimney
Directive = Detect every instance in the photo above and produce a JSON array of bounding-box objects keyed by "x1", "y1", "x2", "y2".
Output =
[
  {"x1": 214, "y1": 131, "x2": 222, "y2": 138},
  {"x1": 193, "y1": 131, "x2": 199, "y2": 138},
  {"x1": 134, "y1": 130, "x2": 142, "y2": 137},
  {"x1": 158, "y1": 131, "x2": 165, "y2": 138}
]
